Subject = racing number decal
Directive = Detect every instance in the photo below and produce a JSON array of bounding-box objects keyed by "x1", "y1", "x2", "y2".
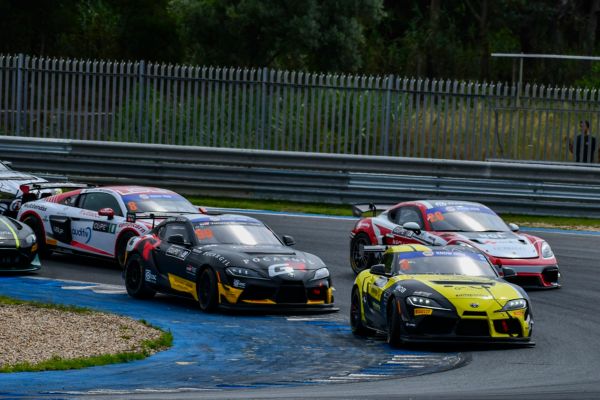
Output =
[
  {"x1": 427, "y1": 211, "x2": 444, "y2": 223},
  {"x1": 195, "y1": 228, "x2": 213, "y2": 240}
]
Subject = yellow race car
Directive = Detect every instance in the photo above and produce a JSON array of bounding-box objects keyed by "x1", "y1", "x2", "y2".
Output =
[{"x1": 350, "y1": 244, "x2": 533, "y2": 346}]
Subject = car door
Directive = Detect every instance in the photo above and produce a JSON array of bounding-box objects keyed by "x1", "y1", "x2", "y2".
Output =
[
  {"x1": 389, "y1": 206, "x2": 426, "y2": 245},
  {"x1": 154, "y1": 221, "x2": 194, "y2": 282},
  {"x1": 362, "y1": 253, "x2": 394, "y2": 330},
  {"x1": 69, "y1": 191, "x2": 123, "y2": 257}
]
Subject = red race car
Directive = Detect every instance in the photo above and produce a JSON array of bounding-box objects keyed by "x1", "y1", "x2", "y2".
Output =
[{"x1": 350, "y1": 200, "x2": 560, "y2": 289}]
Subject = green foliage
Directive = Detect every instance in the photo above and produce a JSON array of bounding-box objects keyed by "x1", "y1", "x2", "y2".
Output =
[
  {"x1": 168, "y1": 0, "x2": 384, "y2": 72},
  {"x1": 0, "y1": 0, "x2": 597, "y2": 84}
]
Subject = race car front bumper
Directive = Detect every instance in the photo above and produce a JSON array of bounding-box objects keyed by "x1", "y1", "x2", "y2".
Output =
[
  {"x1": 0, "y1": 253, "x2": 41, "y2": 273},
  {"x1": 503, "y1": 264, "x2": 560, "y2": 289}
]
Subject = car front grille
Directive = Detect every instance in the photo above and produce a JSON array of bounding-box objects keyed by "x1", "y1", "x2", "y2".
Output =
[
  {"x1": 275, "y1": 281, "x2": 307, "y2": 304},
  {"x1": 456, "y1": 319, "x2": 490, "y2": 336},
  {"x1": 417, "y1": 316, "x2": 455, "y2": 335}
]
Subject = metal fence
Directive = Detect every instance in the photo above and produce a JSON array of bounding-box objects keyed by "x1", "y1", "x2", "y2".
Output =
[{"x1": 1, "y1": 53, "x2": 599, "y2": 161}]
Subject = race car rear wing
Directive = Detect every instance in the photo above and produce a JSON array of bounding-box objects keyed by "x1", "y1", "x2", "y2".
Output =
[
  {"x1": 19, "y1": 182, "x2": 92, "y2": 194},
  {"x1": 351, "y1": 203, "x2": 395, "y2": 217},
  {"x1": 19, "y1": 182, "x2": 93, "y2": 204},
  {"x1": 126, "y1": 210, "x2": 207, "y2": 227}
]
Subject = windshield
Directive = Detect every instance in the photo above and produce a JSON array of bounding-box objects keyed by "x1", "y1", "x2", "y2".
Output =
[
  {"x1": 426, "y1": 204, "x2": 509, "y2": 232},
  {"x1": 393, "y1": 250, "x2": 497, "y2": 277},
  {"x1": 192, "y1": 221, "x2": 282, "y2": 246},
  {"x1": 122, "y1": 192, "x2": 197, "y2": 213}
]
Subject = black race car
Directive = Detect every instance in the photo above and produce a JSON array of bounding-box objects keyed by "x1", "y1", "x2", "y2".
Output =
[
  {"x1": 123, "y1": 213, "x2": 337, "y2": 312},
  {"x1": 0, "y1": 215, "x2": 40, "y2": 272}
]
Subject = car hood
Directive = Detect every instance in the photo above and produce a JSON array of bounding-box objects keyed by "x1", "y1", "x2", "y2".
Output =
[
  {"x1": 404, "y1": 275, "x2": 524, "y2": 312},
  {"x1": 444, "y1": 231, "x2": 538, "y2": 259},
  {"x1": 195, "y1": 244, "x2": 327, "y2": 280}
]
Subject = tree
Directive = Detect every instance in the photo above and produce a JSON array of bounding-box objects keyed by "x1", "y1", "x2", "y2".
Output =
[{"x1": 168, "y1": 0, "x2": 384, "y2": 72}]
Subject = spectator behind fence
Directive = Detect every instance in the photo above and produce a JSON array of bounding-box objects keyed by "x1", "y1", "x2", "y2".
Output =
[{"x1": 569, "y1": 120, "x2": 597, "y2": 163}]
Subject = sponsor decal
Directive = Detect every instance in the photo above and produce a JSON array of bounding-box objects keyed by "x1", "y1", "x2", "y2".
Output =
[
  {"x1": 242, "y1": 256, "x2": 316, "y2": 266},
  {"x1": 166, "y1": 245, "x2": 191, "y2": 260},
  {"x1": 52, "y1": 225, "x2": 64, "y2": 235},
  {"x1": 414, "y1": 308, "x2": 433, "y2": 316},
  {"x1": 357, "y1": 220, "x2": 371, "y2": 229},
  {"x1": 92, "y1": 221, "x2": 116, "y2": 234},
  {"x1": 71, "y1": 227, "x2": 92, "y2": 244},
  {"x1": 118, "y1": 222, "x2": 148, "y2": 232},
  {"x1": 144, "y1": 269, "x2": 157, "y2": 283},
  {"x1": 79, "y1": 210, "x2": 98, "y2": 218},
  {"x1": 268, "y1": 263, "x2": 295, "y2": 278},
  {"x1": 23, "y1": 203, "x2": 47, "y2": 212},
  {"x1": 9, "y1": 199, "x2": 21, "y2": 212},
  {"x1": 413, "y1": 291, "x2": 432, "y2": 297},
  {"x1": 126, "y1": 236, "x2": 142, "y2": 252},
  {"x1": 232, "y1": 279, "x2": 246, "y2": 289},
  {"x1": 202, "y1": 251, "x2": 232, "y2": 267},
  {"x1": 512, "y1": 310, "x2": 525, "y2": 317},
  {"x1": 186, "y1": 264, "x2": 197, "y2": 276},
  {"x1": 395, "y1": 285, "x2": 407, "y2": 293}
]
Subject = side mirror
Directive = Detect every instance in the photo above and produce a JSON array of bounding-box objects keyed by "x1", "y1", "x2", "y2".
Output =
[
  {"x1": 98, "y1": 207, "x2": 115, "y2": 220},
  {"x1": 167, "y1": 234, "x2": 187, "y2": 246},
  {"x1": 501, "y1": 267, "x2": 517, "y2": 278},
  {"x1": 508, "y1": 223, "x2": 519, "y2": 232},
  {"x1": 282, "y1": 235, "x2": 296, "y2": 246},
  {"x1": 370, "y1": 264, "x2": 387, "y2": 275},
  {"x1": 403, "y1": 222, "x2": 422, "y2": 235}
]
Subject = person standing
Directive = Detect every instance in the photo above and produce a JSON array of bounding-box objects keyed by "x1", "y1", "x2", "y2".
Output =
[{"x1": 569, "y1": 120, "x2": 597, "y2": 163}]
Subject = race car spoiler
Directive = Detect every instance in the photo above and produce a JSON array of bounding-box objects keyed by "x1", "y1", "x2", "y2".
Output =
[
  {"x1": 352, "y1": 203, "x2": 394, "y2": 217},
  {"x1": 19, "y1": 182, "x2": 92, "y2": 194},
  {"x1": 126, "y1": 210, "x2": 206, "y2": 227}
]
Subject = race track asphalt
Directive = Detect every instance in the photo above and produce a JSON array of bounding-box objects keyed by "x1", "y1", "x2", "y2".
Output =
[{"x1": 27, "y1": 212, "x2": 600, "y2": 399}]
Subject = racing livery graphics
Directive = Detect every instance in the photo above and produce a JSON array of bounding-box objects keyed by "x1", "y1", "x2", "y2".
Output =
[
  {"x1": 0, "y1": 215, "x2": 40, "y2": 272},
  {"x1": 17, "y1": 185, "x2": 200, "y2": 266},
  {"x1": 350, "y1": 200, "x2": 560, "y2": 289},
  {"x1": 350, "y1": 244, "x2": 533, "y2": 346},
  {"x1": 123, "y1": 213, "x2": 336, "y2": 312}
]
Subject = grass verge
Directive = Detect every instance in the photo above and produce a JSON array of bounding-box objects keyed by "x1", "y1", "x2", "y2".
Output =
[
  {"x1": 187, "y1": 196, "x2": 600, "y2": 230},
  {"x1": 0, "y1": 296, "x2": 173, "y2": 373}
]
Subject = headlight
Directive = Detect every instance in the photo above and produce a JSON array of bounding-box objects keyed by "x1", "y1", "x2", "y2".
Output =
[
  {"x1": 501, "y1": 298, "x2": 527, "y2": 311},
  {"x1": 25, "y1": 234, "x2": 36, "y2": 245},
  {"x1": 311, "y1": 267, "x2": 330, "y2": 281},
  {"x1": 541, "y1": 241, "x2": 554, "y2": 258},
  {"x1": 225, "y1": 267, "x2": 265, "y2": 279},
  {"x1": 406, "y1": 296, "x2": 447, "y2": 310}
]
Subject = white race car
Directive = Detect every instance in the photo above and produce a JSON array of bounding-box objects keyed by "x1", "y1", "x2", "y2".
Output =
[{"x1": 17, "y1": 185, "x2": 201, "y2": 266}]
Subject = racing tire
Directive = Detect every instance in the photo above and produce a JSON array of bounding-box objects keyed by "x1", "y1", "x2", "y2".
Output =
[
  {"x1": 116, "y1": 232, "x2": 136, "y2": 268},
  {"x1": 350, "y1": 233, "x2": 374, "y2": 274},
  {"x1": 197, "y1": 267, "x2": 219, "y2": 313},
  {"x1": 124, "y1": 254, "x2": 156, "y2": 299},
  {"x1": 22, "y1": 216, "x2": 52, "y2": 258},
  {"x1": 350, "y1": 287, "x2": 374, "y2": 336},
  {"x1": 387, "y1": 297, "x2": 404, "y2": 348}
]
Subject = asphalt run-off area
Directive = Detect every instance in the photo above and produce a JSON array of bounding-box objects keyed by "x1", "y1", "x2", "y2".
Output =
[{"x1": 0, "y1": 276, "x2": 464, "y2": 397}]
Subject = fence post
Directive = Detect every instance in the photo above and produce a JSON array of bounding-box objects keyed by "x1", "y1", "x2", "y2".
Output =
[
  {"x1": 137, "y1": 60, "x2": 145, "y2": 143},
  {"x1": 260, "y1": 67, "x2": 268, "y2": 149},
  {"x1": 382, "y1": 74, "x2": 393, "y2": 156},
  {"x1": 15, "y1": 53, "x2": 24, "y2": 136}
]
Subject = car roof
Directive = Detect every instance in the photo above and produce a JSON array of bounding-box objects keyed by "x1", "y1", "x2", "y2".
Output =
[
  {"x1": 90, "y1": 186, "x2": 179, "y2": 196},
  {"x1": 414, "y1": 200, "x2": 489, "y2": 210},
  {"x1": 168, "y1": 213, "x2": 263, "y2": 225},
  {"x1": 386, "y1": 244, "x2": 480, "y2": 255}
]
